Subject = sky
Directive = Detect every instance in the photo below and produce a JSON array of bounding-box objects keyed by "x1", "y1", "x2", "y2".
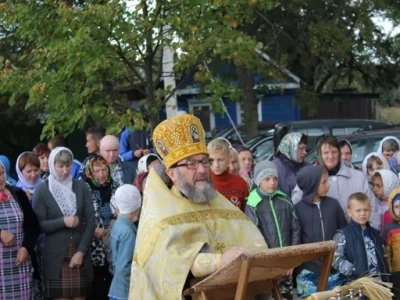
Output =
[{"x1": 373, "y1": 16, "x2": 400, "y2": 36}]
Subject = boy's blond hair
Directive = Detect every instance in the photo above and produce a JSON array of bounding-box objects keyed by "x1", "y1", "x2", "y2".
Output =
[
  {"x1": 207, "y1": 138, "x2": 231, "y2": 155},
  {"x1": 347, "y1": 192, "x2": 370, "y2": 208}
]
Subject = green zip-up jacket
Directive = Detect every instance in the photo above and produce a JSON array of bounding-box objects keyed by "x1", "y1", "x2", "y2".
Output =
[{"x1": 245, "y1": 189, "x2": 301, "y2": 248}]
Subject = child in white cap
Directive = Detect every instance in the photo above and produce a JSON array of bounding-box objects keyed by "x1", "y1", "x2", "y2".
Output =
[{"x1": 108, "y1": 184, "x2": 141, "y2": 300}]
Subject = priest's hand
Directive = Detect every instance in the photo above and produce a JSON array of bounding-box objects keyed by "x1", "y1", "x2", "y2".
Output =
[{"x1": 221, "y1": 247, "x2": 249, "y2": 267}]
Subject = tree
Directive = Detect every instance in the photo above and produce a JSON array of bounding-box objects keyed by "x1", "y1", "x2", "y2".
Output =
[
  {"x1": 251, "y1": 0, "x2": 400, "y2": 112},
  {"x1": 0, "y1": 0, "x2": 273, "y2": 138}
]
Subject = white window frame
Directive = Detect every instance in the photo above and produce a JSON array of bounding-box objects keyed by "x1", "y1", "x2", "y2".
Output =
[
  {"x1": 188, "y1": 100, "x2": 215, "y2": 131},
  {"x1": 236, "y1": 102, "x2": 262, "y2": 125}
]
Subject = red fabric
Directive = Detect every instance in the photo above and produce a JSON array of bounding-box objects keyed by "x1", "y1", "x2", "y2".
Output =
[
  {"x1": 0, "y1": 191, "x2": 9, "y2": 202},
  {"x1": 211, "y1": 169, "x2": 249, "y2": 212},
  {"x1": 384, "y1": 211, "x2": 393, "y2": 228}
]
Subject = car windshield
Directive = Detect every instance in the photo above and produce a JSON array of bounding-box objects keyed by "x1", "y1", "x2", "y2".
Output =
[
  {"x1": 252, "y1": 138, "x2": 274, "y2": 162},
  {"x1": 214, "y1": 127, "x2": 233, "y2": 138},
  {"x1": 245, "y1": 135, "x2": 267, "y2": 148}
]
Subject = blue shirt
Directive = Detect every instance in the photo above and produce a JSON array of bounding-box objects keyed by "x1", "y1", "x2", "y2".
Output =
[
  {"x1": 109, "y1": 215, "x2": 137, "y2": 300},
  {"x1": 363, "y1": 228, "x2": 379, "y2": 276}
]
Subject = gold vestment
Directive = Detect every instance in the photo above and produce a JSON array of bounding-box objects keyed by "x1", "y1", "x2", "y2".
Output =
[{"x1": 129, "y1": 169, "x2": 268, "y2": 300}]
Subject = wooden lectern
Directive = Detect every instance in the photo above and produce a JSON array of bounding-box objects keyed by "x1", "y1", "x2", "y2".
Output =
[{"x1": 184, "y1": 241, "x2": 337, "y2": 300}]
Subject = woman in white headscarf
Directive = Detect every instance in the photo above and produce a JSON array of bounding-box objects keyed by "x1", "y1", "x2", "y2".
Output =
[
  {"x1": 33, "y1": 147, "x2": 95, "y2": 300},
  {"x1": 371, "y1": 169, "x2": 400, "y2": 231},
  {"x1": 362, "y1": 152, "x2": 390, "y2": 182},
  {"x1": 377, "y1": 136, "x2": 400, "y2": 175}
]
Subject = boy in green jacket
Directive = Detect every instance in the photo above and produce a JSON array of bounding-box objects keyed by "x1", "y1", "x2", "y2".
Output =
[{"x1": 246, "y1": 160, "x2": 301, "y2": 300}]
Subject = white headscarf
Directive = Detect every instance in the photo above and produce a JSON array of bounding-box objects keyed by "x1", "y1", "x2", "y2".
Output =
[
  {"x1": 362, "y1": 152, "x2": 390, "y2": 178},
  {"x1": 375, "y1": 169, "x2": 400, "y2": 213},
  {"x1": 48, "y1": 147, "x2": 76, "y2": 216},
  {"x1": 377, "y1": 136, "x2": 400, "y2": 157}
]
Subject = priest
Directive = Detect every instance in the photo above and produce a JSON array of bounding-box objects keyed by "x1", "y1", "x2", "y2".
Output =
[{"x1": 129, "y1": 114, "x2": 268, "y2": 299}]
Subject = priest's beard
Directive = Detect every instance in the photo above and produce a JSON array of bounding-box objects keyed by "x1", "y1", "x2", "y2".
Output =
[{"x1": 174, "y1": 168, "x2": 217, "y2": 204}]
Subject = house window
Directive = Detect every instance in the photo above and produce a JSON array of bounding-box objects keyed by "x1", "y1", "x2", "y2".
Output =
[
  {"x1": 236, "y1": 102, "x2": 262, "y2": 125},
  {"x1": 188, "y1": 101, "x2": 215, "y2": 133}
]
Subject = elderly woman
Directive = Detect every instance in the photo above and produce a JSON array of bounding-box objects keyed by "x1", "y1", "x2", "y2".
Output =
[
  {"x1": 33, "y1": 147, "x2": 95, "y2": 300},
  {"x1": 16, "y1": 152, "x2": 43, "y2": 202},
  {"x1": 34, "y1": 143, "x2": 51, "y2": 180},
  {"x1": 0, "y1": 161, "x2": 41, "y2": 299},
  {"x1": 292, "y1": 136, "x2": 381, "y2": 230},
  {"x1": 84, "y1": 155, "x2": 115, "y2": 300}
]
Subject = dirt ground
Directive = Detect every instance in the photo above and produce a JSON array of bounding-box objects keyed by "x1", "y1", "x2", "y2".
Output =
[{"x1": 378, "y1": 106, "x2": 400, "y2": 124}]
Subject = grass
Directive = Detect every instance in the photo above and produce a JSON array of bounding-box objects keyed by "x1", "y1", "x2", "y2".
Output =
[{"x1": 378, "y1": 106, "x2": 400, "y2": 124}]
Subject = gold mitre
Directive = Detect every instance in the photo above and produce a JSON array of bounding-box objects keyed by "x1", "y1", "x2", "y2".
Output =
[{"x1": 152, "y1": 114, "x2": 208, "y2": 168}]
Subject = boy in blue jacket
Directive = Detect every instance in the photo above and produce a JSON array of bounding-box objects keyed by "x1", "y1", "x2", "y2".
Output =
[
  {"x1": 246, "y1": 160, "x2": 301, "y2": 300},
  {"x1": 109, "y1": 184, "x2": 141, "y2": 300},
  {"x1": 333, "y1": 192, "x2": 389, "y2": 283}
]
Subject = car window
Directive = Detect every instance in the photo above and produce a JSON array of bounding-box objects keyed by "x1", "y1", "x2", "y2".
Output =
[
  {"x1": 253, "y1": 139, "x2": 274, "y2": 161},
  {"x1": 293, "y1": 127, "x2": 325, "y2": 151},
  {"x1": 332, "y1": 127, "x2": 360, "y2": 136},
  {"x1": 372, "y1": 139, "x2": 384, "y2": 152},
  {"x1": 371, "y1": 136, "x2": 400, "y2": 153},
  {"x1": 350, "y1": 139, "x2": 369, "y2": 165}
]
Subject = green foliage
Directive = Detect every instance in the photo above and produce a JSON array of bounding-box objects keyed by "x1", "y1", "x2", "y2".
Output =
[
  {"x1": 0, "y1": 0, "x2": 274, "y2": 138},
  {"x1": 255, "y1": 0, "x2": 400, "y2": 96}
]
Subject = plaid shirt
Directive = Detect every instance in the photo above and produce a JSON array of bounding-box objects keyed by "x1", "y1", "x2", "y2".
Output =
[{"x1": 111, "y1": 160, "x2": 124, "y2": 188}]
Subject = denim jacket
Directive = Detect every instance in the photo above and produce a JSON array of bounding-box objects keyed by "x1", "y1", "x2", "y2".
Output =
[{"x1": 108, "y1": 215, "x2": 137, "y2": 300}]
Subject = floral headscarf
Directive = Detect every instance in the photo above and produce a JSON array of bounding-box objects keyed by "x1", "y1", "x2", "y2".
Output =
[
  {"x1": 85, "y1": 155, "x2": 112, "y2": 188},
  {"x1": 277, "y1": 132, "x2": 304, "y2": 161},
  {"x1": 85, "y1": 155, "x2": 113, "y2": 205}
]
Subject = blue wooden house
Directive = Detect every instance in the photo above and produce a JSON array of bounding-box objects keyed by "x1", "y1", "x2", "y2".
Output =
[{"x1": 159, "y1": 53, "x2": 301, "y2": 134}]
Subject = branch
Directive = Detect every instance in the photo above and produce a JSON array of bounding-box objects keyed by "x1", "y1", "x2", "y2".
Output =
[
  {"x1": 159, "y1": 48, "x2": 212, "y2": 106},
  {"x1": 315, "y1": 71, "x2": 333, "y2": 93}
]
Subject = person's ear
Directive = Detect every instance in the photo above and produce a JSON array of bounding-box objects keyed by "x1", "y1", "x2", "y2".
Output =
[{"x1": 166, "y1": 168, "x2": 176, "y2": 183}]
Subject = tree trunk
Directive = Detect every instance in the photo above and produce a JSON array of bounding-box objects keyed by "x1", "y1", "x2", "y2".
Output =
[{"x1": 236, "y1": 66, "x2": 259, "y2": 140}]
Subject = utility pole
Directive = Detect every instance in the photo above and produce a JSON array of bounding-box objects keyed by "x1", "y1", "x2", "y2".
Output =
[{"x1": 162, "y1": 25, "x2": 178, "y2": 119}]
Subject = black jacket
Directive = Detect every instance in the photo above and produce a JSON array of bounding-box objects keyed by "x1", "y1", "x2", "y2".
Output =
[
  {"x1": 333, "y1": 220, "x2": 390, "y2": 282},
  {"x1": 245, "y1": 189, "x2": 301, "y2": 248},
  {"x1": 294, "y1": 165, "x2": 347, "y2": 273}
]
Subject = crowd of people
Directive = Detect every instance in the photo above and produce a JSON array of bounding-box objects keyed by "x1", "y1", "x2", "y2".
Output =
[{"x1": 1, "y1": 112, "x2": 400, "y2": 300}]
